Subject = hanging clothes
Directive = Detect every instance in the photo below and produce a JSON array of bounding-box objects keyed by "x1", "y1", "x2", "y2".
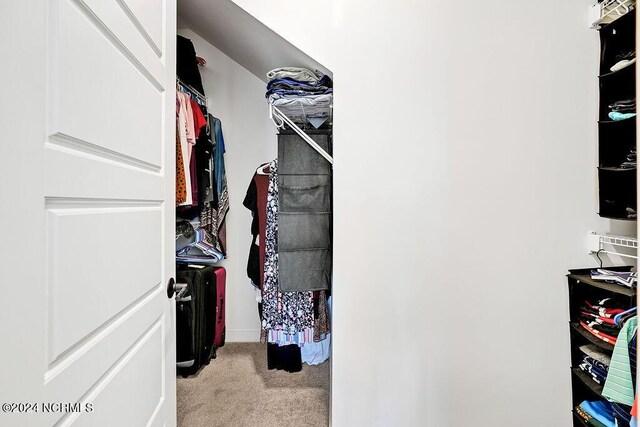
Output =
[
  {"x1": 302, "y1": 296, "x2": 332, "y2": 365},
  {"x1": 212, "y1": 116, "x2": 229, "y2": 255},
  {"x1": 183, "y1": 96, "x2": 199, "y2": 206},
  {"x1": 175, "y1": 84, "x2": 229, "y2": 258},
  {"x1": 242, "y1": 164, "x2": 270, "y2": 289},
  {"x1": 176, "y1": 92, "x2": 193, "y2": 206},
  {"x1": 175, "y1": 123, "x2": 187, "y2": 205},
  {"x1": 261, "y1": 159, "x2": 315, "y2": 341},
  {"x1": 243, "y1": 171, "x2": 261, "y2": 288},
  {"x1": 193, "y1": 107, "x2": 213, "y2": 213}
]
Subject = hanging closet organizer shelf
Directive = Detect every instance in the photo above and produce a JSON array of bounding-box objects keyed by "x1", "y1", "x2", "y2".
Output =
[
  {"x1": 570, "y1": 323, "x2": 615, "y2": 352},
  {"x1": 598, "y1": 166, "x2": 637, "y2": 172},
  {"x1": 599, "y1": 63, "x2": 636, "y2": 79},
  {"x1": 598, "y1": 117, "x2": 637, "y2": 124},
  {"x1": 567, "y1": 274, "x2": 636, "y2": 296},
  {"x1": 571, "y1": 367, "x2": 605, "y2": 397},
  {"x1": 598, "y1": 213, "x2": 638, "y2": 221}
]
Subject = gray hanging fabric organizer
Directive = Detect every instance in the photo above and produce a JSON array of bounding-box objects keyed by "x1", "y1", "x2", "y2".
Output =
[{"x1": 277, "y1": 129, "x2": 332, "y2": 292}]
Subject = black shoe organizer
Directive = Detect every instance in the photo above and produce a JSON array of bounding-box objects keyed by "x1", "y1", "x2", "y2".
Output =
[{"x1": 597, "y1": 9, "x2": 637, "y2": 220}]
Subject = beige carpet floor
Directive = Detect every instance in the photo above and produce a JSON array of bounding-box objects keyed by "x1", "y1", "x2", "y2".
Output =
[{"x1": 177, "y1": 343, "x2": 329, "y2": 427}]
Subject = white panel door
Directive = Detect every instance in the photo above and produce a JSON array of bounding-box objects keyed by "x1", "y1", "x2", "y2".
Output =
[{"x1": 0, "y1": 0, "x2": 177, "y2": 426}]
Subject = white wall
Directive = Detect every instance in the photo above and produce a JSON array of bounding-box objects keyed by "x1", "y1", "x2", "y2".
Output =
[
  {"x1": 223, "y1": 1, "x2": 635, "y2": 426},
  {"x1": 178, "y1": 28, "x2": 276, "y2": 342}
]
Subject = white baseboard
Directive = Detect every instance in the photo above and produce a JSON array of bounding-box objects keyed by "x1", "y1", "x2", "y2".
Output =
[{"x1": 225, "y1": 329, "x2": 261, "y2": 342}]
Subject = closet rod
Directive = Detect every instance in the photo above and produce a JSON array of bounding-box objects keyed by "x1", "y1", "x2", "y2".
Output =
[{"x1": 269, "y1": 105, "x2": 334, "y2": 165}]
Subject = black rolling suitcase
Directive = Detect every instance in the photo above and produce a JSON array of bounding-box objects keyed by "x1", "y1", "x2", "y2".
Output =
[
  {"x1": 176, "y1": 268, "x2": 203, "y2": 377},
  {"x1": 176, "y1": 265, "x2": 217, "y2": 377}
]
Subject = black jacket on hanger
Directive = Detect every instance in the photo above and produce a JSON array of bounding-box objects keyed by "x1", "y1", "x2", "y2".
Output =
[{"x1": 177, "y1": 35, "x2": 205, "y2": 94}]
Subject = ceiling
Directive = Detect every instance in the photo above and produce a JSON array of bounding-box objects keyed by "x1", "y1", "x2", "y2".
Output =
[{"x1": 177, "y1": 0, "x2": 332, "y2": 82}]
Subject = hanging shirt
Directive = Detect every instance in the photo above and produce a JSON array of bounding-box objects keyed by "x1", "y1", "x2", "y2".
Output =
[
  {"x1": 190, "y1": 98, "x2": 207, "y2": 138},
  {"x1": 184, "y1": 93, "x2": 196, "y2": 147},
  {"x1": 242, "y1": 165, "x2": 270, "y2": 289},
  {"x1": 182, "y1": 93, "x2": 198, "y2": 206},
  {"x1": 211, "y1": 116, "x2": 229, "y2": 254},
  {"x1": 175, "y1": 96, "x2": 187, "y2": 205},
  {"x1": 175, "y1": 123, "x2": 187, "y2": 205},
  {"x1": 603, "y1": 316, "x2": 637, "y2": 406},
  {"x1": 177, "y1": 92, "x2": 193, "y2": 205},
  {"x1": 211, "y1": 117, "x2": 226, "y2": 198}
]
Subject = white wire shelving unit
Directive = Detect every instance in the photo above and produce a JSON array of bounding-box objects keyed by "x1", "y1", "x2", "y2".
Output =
[
  {"x1": 269, "y1": 104, "x2": 334, "y2": 166},
  {"x1": 588, "y1": 231, "x2": 639, "y2": 259},
  {"x1": 589, "y1": 0, "x2": 636, "y2": 29}
]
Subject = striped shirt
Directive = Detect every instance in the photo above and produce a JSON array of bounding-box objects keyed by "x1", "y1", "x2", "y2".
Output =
[{"x1": 603, "y1": 316, "x2": 637, "y2": 406}]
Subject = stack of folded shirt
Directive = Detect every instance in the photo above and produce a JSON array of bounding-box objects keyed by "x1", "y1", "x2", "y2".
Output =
[
  {"x1": 609, "y1": 98, "x2": 636, "y2": 121},
  {"x1": 579, "y1": 355, "x2": 609, "y2": 384},
  {"x1": 266, "y1": 67, "x2": 333, "y2": 128},
  {"x1": 621, "y1": 149, "x2": 636, "y2": 169},
  {"x1": 610, "y1": 99, "x2": 636, "y2": 113},
  {"x1": 580, "y1": 299, "x2": 626, "y2": 344},
  {"x1": 576, "y1": 400, "x2": 616, "y2": 427},
  {"x1": 580, "y1": 344, "x2": 613, "y2": 365},
  {"x1": 579, "y1": 344, "x2": 613, "y2": 384},
  {"x1": 591, "y1": 269, "x2": 638, "y2": 288}
]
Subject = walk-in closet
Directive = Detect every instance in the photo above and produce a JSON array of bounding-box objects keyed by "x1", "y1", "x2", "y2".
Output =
[
  {"x1": 172, "y1": 0, "x2": 333, "y2": 424},
  {"x1": 5, "y1": 0, "x2": 640, "y2": 425}
]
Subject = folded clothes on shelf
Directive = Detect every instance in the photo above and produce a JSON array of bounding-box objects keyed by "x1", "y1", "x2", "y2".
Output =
[
  {"x1": 610, "y1": 57, "x2": 636, "y2": 72},
  {"x1": 266, "y1": 67, "x2": 333, "y2": 127},
  {"x1": 580, "y1": 344, "x2": 613, "y2": 366},
  {"x1": 579, "y1": 298, "x2": 628, "y2": 345},
  {"x1": 580, "y1": 320, "x2": 618, "y2": 345},
  {"x1": 627, "y1": 207, "x2": 637, "y2": 219},
  {"x1": 577, "y1": 400, "x2": 616, "y2": 427},
  {"x1": 266, "y1": 67, "x2": 324, "y2": 85},
  {"x1": 579, "y1": 355, "x2": 609, "y2": 384},
  {"x1": 269, "y1": 93, "x2": 333, "y2": 121},
  {"x1": 266, "y1": 75, "x2": 332, "y2": 98},
  {"x1": 591, "y1": 269, "x2": 638, "y2": 288},
  {"x1": 582, "y1": 297, "x2": 627, "y2": 317},
  {"x1": 620, "y1": 149, "x2": 637, "y2": 168},
  {"x1": 616, "y1": 51, "x2": 636, "y2": 62},
  {"x1": 609, "y1": 111, "x2": 636, "y2": 121},
  {"x1": 609, "y1": 98, "x2": 636, "y2": 113}
]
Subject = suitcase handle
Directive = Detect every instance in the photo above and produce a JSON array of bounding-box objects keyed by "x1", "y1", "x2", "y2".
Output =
[{"x1": 218, "y1": 295, "x2": 224, "y2": 321}]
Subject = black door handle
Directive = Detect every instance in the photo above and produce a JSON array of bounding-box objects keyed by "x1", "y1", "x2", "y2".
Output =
[{"x1": 167, "y1": 277, "x2": 176, "y2": 298}]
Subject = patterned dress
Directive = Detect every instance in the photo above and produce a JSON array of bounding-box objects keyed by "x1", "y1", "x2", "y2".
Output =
[{"x1": 261, "y1": 160, "x2": 315, "y2": 342}]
